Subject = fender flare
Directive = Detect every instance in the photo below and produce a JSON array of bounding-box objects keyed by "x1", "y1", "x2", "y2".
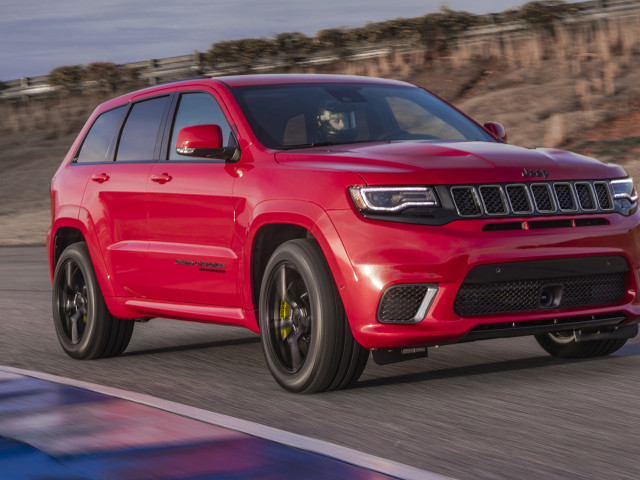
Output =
[{"x1": 239, "y1": 199, "x2": 357, "y2": 321}]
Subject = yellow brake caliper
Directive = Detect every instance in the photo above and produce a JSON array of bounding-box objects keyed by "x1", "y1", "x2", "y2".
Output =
[{"x1": 279, "y1": 300, "x2": 292, "y2": 340}]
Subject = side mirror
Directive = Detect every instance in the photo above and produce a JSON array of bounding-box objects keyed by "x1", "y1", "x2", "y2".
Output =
[
  {"x1": 176, "y1": 124, "x2": 224, "y2": 157},
  {"x1": 483, "y1": 121, "x2": 507, "y2": 143}
]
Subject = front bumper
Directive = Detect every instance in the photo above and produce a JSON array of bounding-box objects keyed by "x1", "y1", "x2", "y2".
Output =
[{"x1": 325, "y1": 209, "x2": 640, "y2": 349}]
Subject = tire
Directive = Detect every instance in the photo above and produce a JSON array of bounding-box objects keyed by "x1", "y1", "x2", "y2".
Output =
[
  {"x1": 259, "y1": 239, "x2": 368, "y2": 393},
  {"x1": 535, "y1": 331, "x2": 628, "y2": 359},
  {"x1": 52, "y1": 242, "x2": 134, "y2": 359}
]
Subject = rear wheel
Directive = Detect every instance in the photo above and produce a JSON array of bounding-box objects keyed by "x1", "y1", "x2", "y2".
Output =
[
  {"x1": 53, "y1": 242, "x2": 133, "y2": 359},
  {"x1": 535, "y1": 330, "x2": 628, "y2": 358},
  {"x1": 259, "y1": 239, "x2": 368, "y2": 393}
]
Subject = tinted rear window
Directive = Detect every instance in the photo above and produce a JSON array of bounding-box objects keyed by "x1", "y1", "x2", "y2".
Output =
[{"x1": 116, "y1": 96, "x2": 169, "y2": 161}]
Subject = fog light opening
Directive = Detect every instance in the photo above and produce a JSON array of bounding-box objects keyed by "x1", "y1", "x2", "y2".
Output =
[{"x1": 414, "y1": 285, "x2": 439, "y2": 322}]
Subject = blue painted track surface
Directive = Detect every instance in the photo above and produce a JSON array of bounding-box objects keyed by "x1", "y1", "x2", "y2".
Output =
[{"x1": 0, "y1": 371, "x2": 395, "y2": 480}]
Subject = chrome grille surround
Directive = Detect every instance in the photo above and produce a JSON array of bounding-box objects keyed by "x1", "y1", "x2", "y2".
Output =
[{"x1": 450, "y1": 180, "x2": 616, "y2": 218}]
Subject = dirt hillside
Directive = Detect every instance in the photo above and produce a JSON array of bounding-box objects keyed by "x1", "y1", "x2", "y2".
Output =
[{"x1": 1, "y1": 15, "x2": 639, "y2": 246}]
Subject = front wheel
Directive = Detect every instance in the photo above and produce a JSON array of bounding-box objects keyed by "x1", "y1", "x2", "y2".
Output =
[
  {"x1": 52, "y1": 242, "x2": 134, "y2": 359},
  {"x1": 259, "y1": 239, "x2": 368, "y2": 393},
  {"x1": 535, "y1": 330, "x2": 628, "y2": 358}
]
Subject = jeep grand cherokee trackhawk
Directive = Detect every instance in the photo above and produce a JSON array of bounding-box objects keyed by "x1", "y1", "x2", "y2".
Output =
[{"x1": 48, "y1": 74, "x2": 640, "y2": 392}]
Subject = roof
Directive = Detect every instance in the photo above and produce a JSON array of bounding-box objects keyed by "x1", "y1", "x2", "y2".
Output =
[
  {"x1": 209, "y1": 73, "x2": 412, "y2": 88},
  {"x1": 95, "y1": 74, "x2": 414, "y2": 112}
]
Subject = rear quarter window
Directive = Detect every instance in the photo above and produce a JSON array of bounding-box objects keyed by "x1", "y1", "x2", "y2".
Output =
[{"x1": 75, "y1": 106, "x2": 126, "y2": 163}]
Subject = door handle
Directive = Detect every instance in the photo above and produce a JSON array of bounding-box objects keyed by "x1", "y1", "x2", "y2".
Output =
[
  {"x1": 90, "y1": 173, "x2": 110, "y2": 183},
  {"x1": 151, "y1": 173, "x2": 172, "y2": 184}
]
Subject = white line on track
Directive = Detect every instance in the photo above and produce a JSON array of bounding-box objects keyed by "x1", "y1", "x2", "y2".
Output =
[{"x1": 0, "y1": 365, "x2": 455, "y2": 480}]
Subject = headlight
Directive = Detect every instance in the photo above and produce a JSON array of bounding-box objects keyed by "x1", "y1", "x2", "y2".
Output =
[
  {"x1": 609, "y1": 178, "x2": 638, "y2": 202},
  {"x1": 349, "y1": 186, "x2": 439, "y2": 213}
]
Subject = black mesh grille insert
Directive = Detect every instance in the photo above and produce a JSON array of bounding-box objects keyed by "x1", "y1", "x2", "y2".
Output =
[
  {"x1": 595, "y1": 183, "x2": 613, "y2": 210},
  {"x1": 575, "y1": 183, "x2": 595, "y2": 210},
  {"x1": 506, "y1": 185, "x2": 532, "y2": 213},
  {"x1": 451, "y1": 187, "x2": 480, "y2": 216},
  {"x1": 554, "y1": 183, "x2": 576, "y2": 211},
  {"x1": 531, "y1": 184, "x2": 555, "y2": 212},
  {"x1": 448, "y1": 180, "x2": 626, "y2": 220},
  {"x1": 378, "y1": 285, "x2": 428, "y2": 323},
  {"x1": 454, "y1": 273, "x2": 626, "y2": 317},
  {"x1": 479, "y1": 186, "x2": 507, "y2": 214}
]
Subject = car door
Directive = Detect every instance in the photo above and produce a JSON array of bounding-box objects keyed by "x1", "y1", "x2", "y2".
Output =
[
  {"x1": 145, "y1": 88, "x2": 240, "y2": 307},
  {"x1": 81, "y1": 94, "x2": 171, "y2": 298}
]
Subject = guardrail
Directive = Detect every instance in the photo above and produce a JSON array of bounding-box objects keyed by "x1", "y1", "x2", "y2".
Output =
[{"x1": 2, "y1": 0, "x2": 639, "y2": 100}]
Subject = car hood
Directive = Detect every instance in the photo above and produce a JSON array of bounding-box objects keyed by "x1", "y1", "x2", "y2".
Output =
[{"x1": 274, "y1": 141, "x2": 626, "y2": 184}]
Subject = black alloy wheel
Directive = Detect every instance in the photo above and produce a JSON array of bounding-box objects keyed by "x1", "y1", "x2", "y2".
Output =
[
  {"x1": 56, "y1": 257, "x2": 89, "y2": 345},
  {"x1": 265, "y1": 262, "x2": 312, "y2": 373},
  {"x1": 53, "y1": 242, "x2": 133, "y2": 359},
  {"x1": 259, "y1": 239, "x2": 368, "y2": 393}
]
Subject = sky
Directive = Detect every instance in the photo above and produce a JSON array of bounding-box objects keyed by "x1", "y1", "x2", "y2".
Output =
[{"x1": 1, "y1": 0, "x2": 583, "y2": 81}]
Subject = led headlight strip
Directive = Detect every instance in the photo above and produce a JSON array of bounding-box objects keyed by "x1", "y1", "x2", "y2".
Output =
[
  {"x1": 610, "y1": 178, "x2": 638, "y2": 202},
  {"x1": 349, "y1": 186, "x2": 439, "y2": 213}
]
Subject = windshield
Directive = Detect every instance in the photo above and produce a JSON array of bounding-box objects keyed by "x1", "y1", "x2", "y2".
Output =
[{"x1": 230, "y1": 83, "x2": 496, "y2": 149}]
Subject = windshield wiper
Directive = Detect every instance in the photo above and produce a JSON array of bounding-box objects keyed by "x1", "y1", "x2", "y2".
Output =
[{"x1": 280, "y1": 142, "x2": 336, "y2": 150}]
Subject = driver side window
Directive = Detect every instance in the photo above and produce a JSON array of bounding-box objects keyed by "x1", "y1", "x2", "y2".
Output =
[{"x1": 169, "y1": 92, "x2": 234, "y2": 160}]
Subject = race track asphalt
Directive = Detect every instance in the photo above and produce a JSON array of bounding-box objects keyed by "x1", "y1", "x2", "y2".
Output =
[{"x1": 1, "y1": 246, "x2": 640, "y2": 479}]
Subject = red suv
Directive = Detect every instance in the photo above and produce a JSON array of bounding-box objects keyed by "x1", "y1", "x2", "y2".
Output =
[{"x1": 48, "y1": 74, "x2": 640, "y2": 392}]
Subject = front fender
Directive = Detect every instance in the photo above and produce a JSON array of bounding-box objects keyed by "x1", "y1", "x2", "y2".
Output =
[
  {"x1": 238, "y1": 198, "x2": 360, "y2": 336},
  {"x1": 238, "y1": 199, "x2": 324, "y2": 313}
]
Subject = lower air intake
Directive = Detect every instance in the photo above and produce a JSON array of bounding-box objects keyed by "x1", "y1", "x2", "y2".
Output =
[
  {"x1": 454, "y1": 273, "x2": 626, "y2": 317},
  {"x1": 378, "y1": 285, "x2": 435, "y2": 323}
]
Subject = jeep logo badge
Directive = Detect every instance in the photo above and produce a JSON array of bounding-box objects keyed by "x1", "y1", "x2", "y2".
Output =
[{"x1": 522, "y1": 167, "x2": 549, "y2": 178}]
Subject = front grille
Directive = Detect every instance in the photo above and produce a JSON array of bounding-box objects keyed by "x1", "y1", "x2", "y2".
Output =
[
  {"x1": 378, "y1": 285, "x2": 429, "y2": 323},
  {"x1": 454, "y1": 273, "x2": 626, "y2": 317},
  {"x1": 479, "y1": 186, "x2": 507, "y2": 215},
  {"x1": 505, "y1": 185, "x2": 532, "y2": 213},
  {"x1": 554, "y1": 183, "x2": 577, "y2": 211},
  {"x1": 450, "y1": 180, "x2": 615, "y2": 218},
  {"x1": 594, "y1": 182, "x2": 613, "y2": 210},
  {"x1": 531, "y1": 184, "x2": 555, "y2": 212},
  {"x1": 575, "y1": 182, "x2": 596, "y2": 210},
  {"x1": 451, "y1": 187, "x2": 481, "y2": 216}
]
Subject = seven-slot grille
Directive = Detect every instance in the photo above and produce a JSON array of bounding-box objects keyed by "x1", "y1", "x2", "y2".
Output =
[{"x1": 451, "y1": 181, "x2": 613, "y2": 217}]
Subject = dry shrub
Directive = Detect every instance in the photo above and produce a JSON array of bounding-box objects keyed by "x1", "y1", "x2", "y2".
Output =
[{"x1": 0, "y1": 91, "x2": 115, "y2": 139}]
